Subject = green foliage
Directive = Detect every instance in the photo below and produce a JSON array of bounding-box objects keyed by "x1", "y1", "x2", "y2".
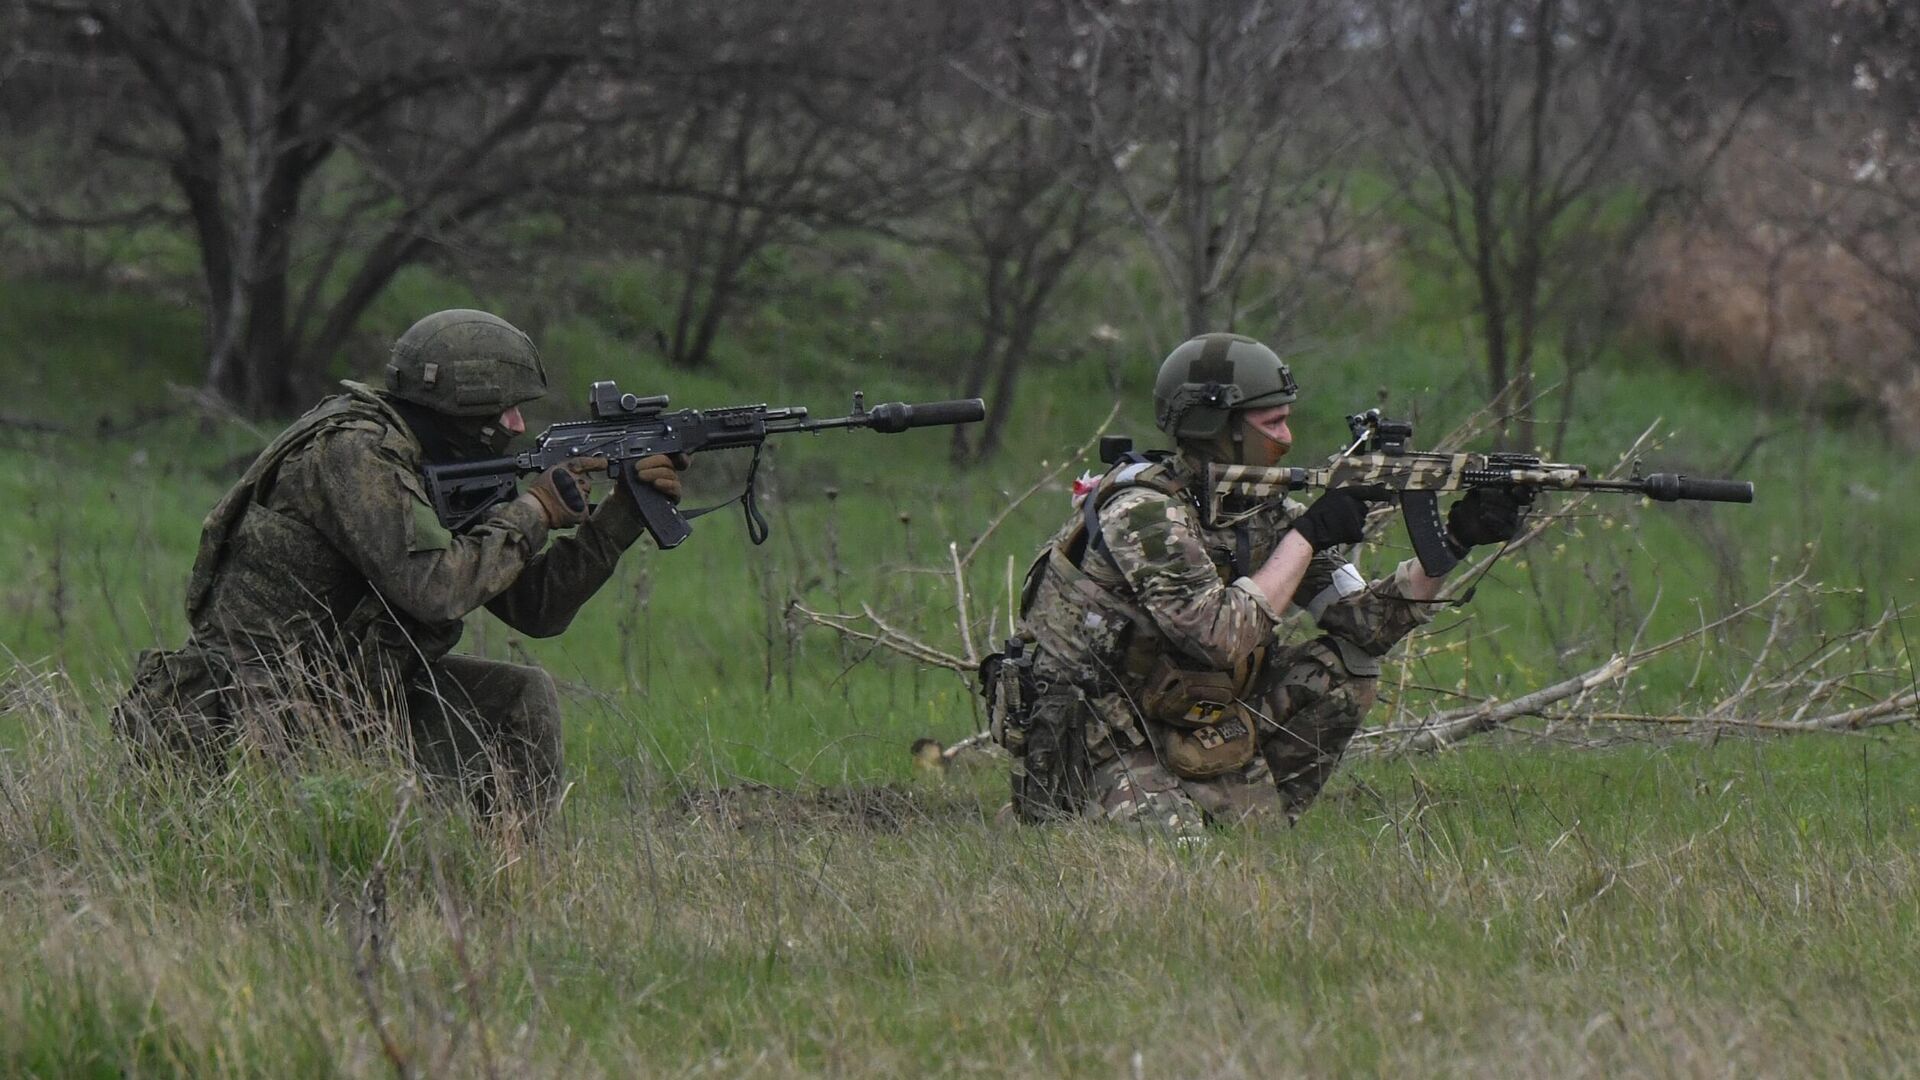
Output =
[{"x1": 2, "y1": 231, "x2": 1919, "y2": 1072}]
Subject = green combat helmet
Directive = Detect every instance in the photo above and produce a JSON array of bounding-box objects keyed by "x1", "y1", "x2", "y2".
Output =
[
  {"x1": 385, "y1": 310, "x2": 548, "y2": 417},
  {"x1": 1152, "y1": 332, "x2": 1298, "y2": 439}
]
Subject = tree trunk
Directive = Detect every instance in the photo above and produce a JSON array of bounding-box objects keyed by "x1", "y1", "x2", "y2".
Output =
[
  {"x1": 952, "y1": 255, "x2": 1009, "y2": 465},
  {"x1": 974, "y1": 294, "x2": 1043, "y2": 460}
]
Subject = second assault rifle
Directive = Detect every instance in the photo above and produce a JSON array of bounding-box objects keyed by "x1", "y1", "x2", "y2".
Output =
[
  {"x1": 423, "y1": 380, "x2": 985, "y2": 548},
  {"x1": 1104, "y1": 408, "x2": 1754, "y2": 576}
]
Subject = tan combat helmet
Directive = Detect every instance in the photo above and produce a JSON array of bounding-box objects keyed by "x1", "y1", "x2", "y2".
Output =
[
  {"x1": 1152, "y1": 332, "x2": 1298, "y2": 440},
  {"x1": 385, "y1": 309, "x2": 548, "y2": 417}
]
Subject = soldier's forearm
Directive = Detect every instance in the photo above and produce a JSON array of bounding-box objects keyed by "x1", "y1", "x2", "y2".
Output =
[
  {"x1": 1249, "y1": 530, "x2": 1315, "y2": 613},
  {"x1": 1402, "y1": 558, "x2": 1445, "y2": 602}
]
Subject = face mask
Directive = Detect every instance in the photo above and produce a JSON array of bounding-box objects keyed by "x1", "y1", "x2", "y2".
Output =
[
  {"x1": 474, "y1": 420, "x2": 516, "y2": 457},
  {"x1": 1202, "y1": 415, "x2": 1291, "y2": 467},
  {"x1": 1239, "y1": 414, "x2": 1291, "y2": 467},
  {"x1": 387, "y1": 397, "x2": 515, "y2": 463}
]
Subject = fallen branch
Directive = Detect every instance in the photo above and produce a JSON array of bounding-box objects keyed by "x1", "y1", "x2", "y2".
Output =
[
  {"x1": 1526, "y1": 696, "x2": 1920, "y2": 734},
  {"x1": 788, "y1": 601, "x2": 974, "y2": 674},
  {"x1": 1362, "y1": 567, "x2": 1820, "y2": 753},
  {"x1": 1384, "y1": 654, "x2": 1633, "y2": 752}
]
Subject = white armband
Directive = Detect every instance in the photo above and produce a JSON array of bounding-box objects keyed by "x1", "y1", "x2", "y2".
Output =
[{"x1": 1299, "y1": 562, "x2": 1367, "y2": 621}]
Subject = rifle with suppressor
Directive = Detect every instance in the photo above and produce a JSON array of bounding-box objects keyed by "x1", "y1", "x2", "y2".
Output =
[
  {"x1": 1102, "y1": 408, "x2": 1754, "y2": 576},
  {"x1": 423, "y1": 380, "x2": 986, "y2": 548}
]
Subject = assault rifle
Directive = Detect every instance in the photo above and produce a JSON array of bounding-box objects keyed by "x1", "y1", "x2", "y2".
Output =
[
  {"x1": 423, "y1": 381, "x2": 985, "y2": 548},
  {"x1": 1102, "y1": 408, "x2": 1754, "y2": 576}
]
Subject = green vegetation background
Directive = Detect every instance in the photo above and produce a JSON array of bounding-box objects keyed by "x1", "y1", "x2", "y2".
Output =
[{"x1": 2, "y1": 233, "x2": 1918, "y2": 1076}]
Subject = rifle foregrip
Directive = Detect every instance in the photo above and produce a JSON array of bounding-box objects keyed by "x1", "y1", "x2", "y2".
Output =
[
  {"x1": 626, "y1": 468, "x2": 693, "y2": 549},
  {"x1": 866, "y1": 399, "x2": 986, "y2": 432},
  {"x1": 1643, "y1": 474, "x2": 1755, "y2": 503}
]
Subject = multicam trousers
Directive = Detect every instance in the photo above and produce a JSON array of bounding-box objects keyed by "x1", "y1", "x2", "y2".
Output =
[{"x1": 1085, "y1": 636, "x2": 1379, "y2": 833}]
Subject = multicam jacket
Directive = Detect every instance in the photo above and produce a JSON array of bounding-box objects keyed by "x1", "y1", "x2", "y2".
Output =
[
  {"x1": 187, "y1": 381, "x2": 648, "y2": 682},
  {"x1": 1018, "y1": 451, "x2": 1433, "y2": 755}
]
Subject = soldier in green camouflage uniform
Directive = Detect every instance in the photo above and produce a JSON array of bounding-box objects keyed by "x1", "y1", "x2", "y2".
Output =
[
  {"x1": 998, "y1": 333, "x2": 1525, "y2": 832},
  {"x1": 116, "y1": 310, "x2": 687, "y2": 820}
]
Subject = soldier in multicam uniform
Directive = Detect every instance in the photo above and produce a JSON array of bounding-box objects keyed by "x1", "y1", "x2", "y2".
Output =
[
  {"x1": 115, "y1": 309, "x2": 687, "y2": 821},
  {"x1": 994, "y1": 333, "x2": 1525, "y2": 832}
]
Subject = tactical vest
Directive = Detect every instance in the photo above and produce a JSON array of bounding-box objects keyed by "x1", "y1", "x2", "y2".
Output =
[
  {"x1": 1016, "y1": 458, "x2": 1187, "y2": 685},
  {"x1": 1018, "y1": 456, "x2": 1274, "y2": 690},
  {"x1": 187, "y1": 382, "x2": 463, "y2": 673},
  {"x1": 1013, "y1": 456, "x2": 1268, "y2": 779}
]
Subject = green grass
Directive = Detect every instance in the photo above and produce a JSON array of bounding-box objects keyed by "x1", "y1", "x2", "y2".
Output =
[
  {"x1": 3, "y1": 234, "x2": 1920, "y2": 1074},
  {"x1": 4, "y1": 696, "x2": 1917, "y2": 1076}
]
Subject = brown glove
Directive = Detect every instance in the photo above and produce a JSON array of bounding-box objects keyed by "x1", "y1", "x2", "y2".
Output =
[
  {"x1": 629, "y1": 452, "x2": 691, "y2": 505},
  {"x1": 525, "y1": 456, "x2": 608, "y2": 528}
]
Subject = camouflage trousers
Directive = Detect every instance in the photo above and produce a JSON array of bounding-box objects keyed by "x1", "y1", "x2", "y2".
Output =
[
  {"x1": 117, "y1": 642, "x2": 563, "y2": 821},
  {"x1": 403, "y1": 655, "x2": 565, "y2": 820},
  {"x1": 1087, "y1": 637, "x2": 1378, "y2": 833}
]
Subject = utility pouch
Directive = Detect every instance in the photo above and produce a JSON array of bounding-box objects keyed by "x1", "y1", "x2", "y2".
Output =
[
  {"x1": 1138, "y1": 654, "x2": 1261, "y2": 779},
  {"x1": 112, "y1": 645, "x2": 235, "y2": 768},
  {"x1": 1151, "y1": 711, "x2": 1257, "y2": 779},
  {"x1": 980, "y1": 636, "x2": 1037, "y2": 755},
  {"x1": 1140, "y1": 655, "x2": 1241, "y2": 728}
]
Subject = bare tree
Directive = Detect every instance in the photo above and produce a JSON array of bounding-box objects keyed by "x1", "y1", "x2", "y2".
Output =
[
  {"x1": 1822, "y1": 3, "x2": 1920, "y2": 348},
  {"x1": 936, "y1": 0, "x2": 1111, "y2": 464},
  {"x1": 10, "y1": 0, "x2": 619, "y2": 416},
  {"x1": 1069, "y1": 0, "x2": 1351, "y2": 336},
  {"x1": 1375, "y1": 0, "x2": 1762, "y2": 450},
  {"x1": 562, "y1": 0, "x2": 952, "y2": 371}
]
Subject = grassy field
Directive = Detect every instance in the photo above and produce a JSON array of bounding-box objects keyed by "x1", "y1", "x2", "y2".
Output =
[{"x1": 3, "y1": 246, "x2": 1919, "y2": 1075}]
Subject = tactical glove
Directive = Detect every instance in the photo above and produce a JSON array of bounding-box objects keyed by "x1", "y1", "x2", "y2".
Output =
[
  {"x1": 526, "y1": 464, "x2": 592, "y2": 528},
  {"x1": 629, "y1": 452, "x2": 691, "y2": 505},
  {"x1": 1445, "y1": 486, "x2": 1530, "y2": 554},
  {"x1": 1291, "y1": 489, "x2": 1370, "y2": 552}
]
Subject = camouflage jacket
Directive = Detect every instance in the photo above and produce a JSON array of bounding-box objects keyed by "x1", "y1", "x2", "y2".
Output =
[
  {"x1": 187, "y1": 381, "x2": 648, "y2": 679},
  {"x1": 1018, "y1": 451, "x2": 1432, "y2": 752}
]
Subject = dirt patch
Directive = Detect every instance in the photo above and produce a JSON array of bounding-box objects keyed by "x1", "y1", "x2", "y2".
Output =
[{"x1": 668, "y1": 781, "x2": 963, "y2": 833}]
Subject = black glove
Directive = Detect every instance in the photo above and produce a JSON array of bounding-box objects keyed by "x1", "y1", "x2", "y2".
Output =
[
  {"x1": 1446, "y1": 486, "x2": 1530, "y2": 554},
  {"x1": 1291, "y1": 489, "x2": 1370, "y2": 552}
]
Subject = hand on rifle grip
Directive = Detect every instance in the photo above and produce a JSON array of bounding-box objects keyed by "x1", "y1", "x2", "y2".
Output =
[
  {"x1": 629, "y1": 452, "x2": 690, "y2": 505},
  {"x1": 622, "y1": 462, "x2": 694, "y2": 549}
]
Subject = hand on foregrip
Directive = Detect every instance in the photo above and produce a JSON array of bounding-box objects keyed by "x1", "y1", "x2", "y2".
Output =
[
  {"x1": 1292, "y1": 489, "x2": 1369, "y2": 552},
  {"x1": 630, "y1": 452, "x2": 691, "y2": 505},
  {"x1": 527, "y1": 465, "x2": 590, "y2": 528},
  {"x1": 1446, "y1": 486, "x2": 1529, "y2": 552}
]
